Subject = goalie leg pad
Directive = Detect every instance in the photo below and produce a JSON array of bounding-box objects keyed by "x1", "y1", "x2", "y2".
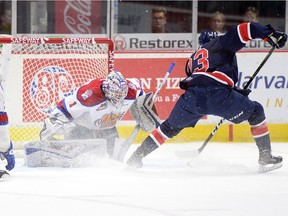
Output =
[{"x1": 24, "y1": 139, "x2": 107, "y2": 167}]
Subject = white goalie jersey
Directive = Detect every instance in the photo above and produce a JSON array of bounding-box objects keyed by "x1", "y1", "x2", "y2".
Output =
[
  {"x1": 24, "y1": 73, "x2": 162, "y2": 167},
  {"x1": 55, "y1": 77, "x2": 144, "y2": 130}
]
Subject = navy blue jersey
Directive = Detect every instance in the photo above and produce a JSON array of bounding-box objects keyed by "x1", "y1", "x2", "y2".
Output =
[{"x1": 185, "y1": 22, "x2": 274, "y2": 87}]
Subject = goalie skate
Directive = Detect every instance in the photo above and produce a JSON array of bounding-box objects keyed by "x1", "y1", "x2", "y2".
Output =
[{"x1": 258, "y1": 151, "x2": 283, "y2": 173}]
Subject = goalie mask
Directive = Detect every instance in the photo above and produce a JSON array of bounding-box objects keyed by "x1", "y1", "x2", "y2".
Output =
[{"x1": 102, "y1": 71, "x2": 128, "y2": 106}]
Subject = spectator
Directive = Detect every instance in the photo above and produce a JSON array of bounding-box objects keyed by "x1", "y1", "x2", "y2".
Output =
[
  {"x1": 208, "y1": 11, "x2": 226, "y2": 34},
  {"x1": 243, "y1": 6, "x2": 259, "y2": 23},
  {"x1": 0, "y1": 9, "x2": 11, "y2": 34},
  {"x1": 152, "y1": 7, "x2": 168, "y2": 33}
]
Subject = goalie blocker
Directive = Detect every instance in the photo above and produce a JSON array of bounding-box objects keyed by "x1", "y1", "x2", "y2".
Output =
[{"x1": 130, "y1": 92, "x2": 161, "y2": 132}]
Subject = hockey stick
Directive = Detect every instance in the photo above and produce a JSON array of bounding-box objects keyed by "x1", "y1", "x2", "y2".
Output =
[
  {"x1": 175, "y1": 46, "x2": 276, "y2": 158},
  {"x1": 116, "y1": 62, "x2": 176, "y2": 161}
]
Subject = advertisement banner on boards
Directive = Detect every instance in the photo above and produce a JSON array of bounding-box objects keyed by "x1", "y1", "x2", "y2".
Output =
[
  {"x1": 113, "y1": 33, "x2": 193, "y2": 51},
  {"x1": 113, "y1": 34, "x2": 272, "y2": 51}
]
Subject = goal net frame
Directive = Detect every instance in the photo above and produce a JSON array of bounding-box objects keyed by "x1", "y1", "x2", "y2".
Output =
[{"x1": 0, "y1": 37, "x2": 114, "y2": 148}]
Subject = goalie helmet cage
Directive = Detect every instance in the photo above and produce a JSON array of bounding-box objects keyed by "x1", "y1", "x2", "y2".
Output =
[{"x1": 0, "y1": 37, "x2": 114, "y2": 147}]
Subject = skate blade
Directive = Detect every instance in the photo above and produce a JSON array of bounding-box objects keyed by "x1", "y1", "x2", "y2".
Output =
[{"x1": 258, "y1": 162, "x2": 283, "y2": 173}]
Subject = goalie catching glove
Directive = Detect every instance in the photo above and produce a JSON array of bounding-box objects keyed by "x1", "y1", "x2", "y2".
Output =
[{"x1": 130, "y1": 92, "x2": 161, "y2": 132}]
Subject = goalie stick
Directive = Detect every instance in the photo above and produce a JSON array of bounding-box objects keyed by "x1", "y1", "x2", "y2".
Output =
[
  {"x1": 175, "y1": 46, "x2": 276, "y2": 158},
  {"x1": 116, "y1": 62, "x2": 176, "y2": 161}
]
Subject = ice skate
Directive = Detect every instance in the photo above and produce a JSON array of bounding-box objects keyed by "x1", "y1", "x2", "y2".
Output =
[
  {"x1": 258, "y1": 151, "x2": 283, "y2": 173},
  {"x1": 127, "y1": 151, "x2": 144, "y2": 168},
  {"x1": 0, "y1": 170, "x2": 9, "y2": 181},
  {"x1": 127, "y1": 136, "x2": 160, "y2": 169},
  {"x1": 0, "y1": 142, "x2": 15, "y2": 171}
]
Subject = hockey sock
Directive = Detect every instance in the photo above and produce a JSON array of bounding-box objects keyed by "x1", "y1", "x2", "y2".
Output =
[
  {"x1": 135, "y1": 127, "x2": 169, "y2": 157},
  {"x1": 136, "y1": 136, "x2": 159, "y2": 157},
  {"x1": 127, "y1": 136, "x2": 159, "y2": 168},
  {"x1": 250, "y1": 120, "x2": 271, "y2": 153},
  {"x1": 128, "y1": 127, "x2": 169, "y2": 168},
  {"x1": 254, "y1": 134, "x2": 271, "y2": 153}
]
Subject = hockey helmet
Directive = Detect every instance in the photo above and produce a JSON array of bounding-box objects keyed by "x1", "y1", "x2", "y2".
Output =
[
  {"x1": 102, "y1": 71, "x2": 128, "y2": 106},
  {"x1": 198, "y1": 30, "x2": 218, "y2": 46}
]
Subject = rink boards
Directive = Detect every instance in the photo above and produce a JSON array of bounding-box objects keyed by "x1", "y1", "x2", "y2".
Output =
[{"x1": 6, "y1": 51, "x2": 288, "y2": 144}]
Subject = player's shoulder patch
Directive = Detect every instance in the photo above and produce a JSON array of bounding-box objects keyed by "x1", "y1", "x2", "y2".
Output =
[{"x1": 76, "y1": 79, "x2": 106, "y2": 106}]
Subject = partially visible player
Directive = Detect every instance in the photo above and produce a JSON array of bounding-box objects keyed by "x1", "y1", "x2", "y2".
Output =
[
  {"x1": 24, "y1": 71, "x2": 160, "y2": 167},
  {"x1": 0, "y1": 37, "x2": 15, "y2": 174},
  {"x1": 127, "y1": 22, "x2": 287, "y2": 173}
]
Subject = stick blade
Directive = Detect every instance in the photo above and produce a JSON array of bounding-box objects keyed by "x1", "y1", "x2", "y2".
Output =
[{"x1": 174, "y1": 149, "x2": 200, "y2": 158}]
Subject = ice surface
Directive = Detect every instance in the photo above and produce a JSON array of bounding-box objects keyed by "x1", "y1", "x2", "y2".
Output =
[{"x1": 1, "y1": 143, "x2": 288, "y2": 216}]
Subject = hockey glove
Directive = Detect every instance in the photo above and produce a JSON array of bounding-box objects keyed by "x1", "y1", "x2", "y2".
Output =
[
  {"x1": 130, "y1": 92, "x2": 161, "y2": 132},
  {"x1": 0, "y1": 142, "x2": 15, "y2": 171},
  {"x1": 50, "y1": 107, "x2": 71, "y2": 125},
  {"x1": 265, "y1": 25, "x2": 287, "y2": 48},
  {"x1": 40, "y1": 118, "x2": 65, "y2": 141},
  {"x1": 179, "y1": 77, "x2": 193, "y2": 90},
  {"x1": 233, "y1": 87, "x2": 251, "y2": 97}
]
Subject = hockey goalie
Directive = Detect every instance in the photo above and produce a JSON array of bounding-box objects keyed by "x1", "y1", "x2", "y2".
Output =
[{"x1": 24, "y1": 71, "x2": 161, "y2": 167}]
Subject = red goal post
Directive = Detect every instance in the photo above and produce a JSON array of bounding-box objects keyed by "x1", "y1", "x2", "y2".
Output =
[{"x1": 0, "y1": 37, "x2": 114, "y2": 147}]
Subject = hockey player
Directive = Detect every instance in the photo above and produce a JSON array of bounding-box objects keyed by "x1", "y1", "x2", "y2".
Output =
[
  {"x1": 127, "y1": 22, "x2": 287, "y2": 173},
  {"x1": 24, "y1": 71, "x2": 160, "y2": 167},
  {"x1": 0, "y1": 38, "x2": 15, "y2": 174}
]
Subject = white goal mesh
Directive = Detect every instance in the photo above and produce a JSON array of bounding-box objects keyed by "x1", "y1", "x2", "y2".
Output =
[{"x1": 0, "y1": 37, "x2": 114, "y2": 147}]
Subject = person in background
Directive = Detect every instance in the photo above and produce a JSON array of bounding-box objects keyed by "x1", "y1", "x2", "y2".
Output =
[
  {"x1": 0, "y1": 9, "x2": 12, "y2": 34},
  {"x1": 208, "y1": 11, "x2": 226, "y2": 35},
  {"x1": 243, "y1": 6, "x2": 259, "y2": 23},
  {"x1": 152, "y1": 7, "x2": 168, "y2": 33}
]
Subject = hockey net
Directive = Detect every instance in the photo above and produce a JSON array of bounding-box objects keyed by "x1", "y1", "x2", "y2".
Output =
[{"x1": 0, "y1": 37, "x2": 114, "y2": 150}]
